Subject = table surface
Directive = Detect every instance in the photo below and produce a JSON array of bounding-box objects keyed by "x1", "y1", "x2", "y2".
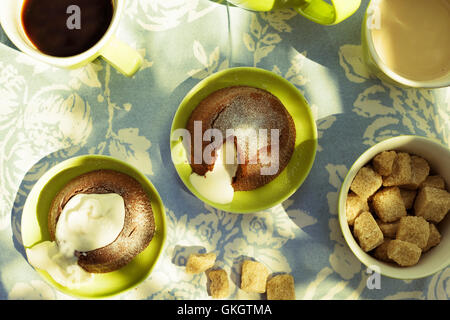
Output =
[{"x1": 0, "y1": 0, "x2": 449, "y2": 300}]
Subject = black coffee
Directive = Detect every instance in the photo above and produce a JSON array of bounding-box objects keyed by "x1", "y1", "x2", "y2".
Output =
[{"x1": 21, "y1": 0, "x2": 114, "y2": 57}]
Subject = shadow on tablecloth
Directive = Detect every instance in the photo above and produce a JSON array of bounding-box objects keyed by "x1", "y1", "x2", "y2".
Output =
[{"x1": 10, "y1": 146, "x2": 89, "y2": 262}]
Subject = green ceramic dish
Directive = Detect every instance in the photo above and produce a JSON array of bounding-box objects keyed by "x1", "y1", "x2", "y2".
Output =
[
  {"x1": 170, "y1": 67, "x2": 317, "y2": 213},
  {"x1": 21, "y1": 155, "x2": 167, "y2": 299}
]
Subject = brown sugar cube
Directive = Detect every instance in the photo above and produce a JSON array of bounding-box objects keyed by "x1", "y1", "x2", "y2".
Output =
[
  {"x1": 353, "y1": 212, "x2": 384, "y2": 252},
  {"x1": 372, "y1": 187, "x2": 407, "y2": 222},
  {"x1": 207, "y1": 269, "x2": 229, "y2": 299},
  {"x1": 423, "y1": 224, "x2": 441, "y2": 252},
  {"x1": 421, "y1": 175, "x2": 446, "y2": 190},
  {"x1": 387, "y1": 239, "x2": 421, "y2": 267},
  {"x1": 414, "y1": 187, "x2": 450, "y2": 223},
  {"x1": 383, "y1": 152, "x2": 412, "y2": 187},
  {"x1": 266, "y1": 274, "x2": 295, "y2": 300},
  {"x1": 346, "y1": 193, "x2": 369, "y2": 226},
  {"x1": 373, "y1": 239, "x2": 393, "y2": 262},
  {"x1": 376, "y1": 219, "x2": 399, "y2": 238},
  {"x1": 399, "y1": 189, "x2": 417, "y2": 210},
  {"x1": 350, "y1": 166, "x2": 383, "y2": 199},
  {"x1": 185, "y1": 253, "x2": 216, "y2": 274},
  {"x1": 401, "y1": 156, "x2": 430, "y2": 190},
  {"x1": 396, "y1": 216, "x2": 430, "y2": 250},
  {"x1": 240, "y1": 260, "x2": 270, "y2": 293},
  {"x1": 372, "y1": 151, "x2": 397, "y2": 176}
]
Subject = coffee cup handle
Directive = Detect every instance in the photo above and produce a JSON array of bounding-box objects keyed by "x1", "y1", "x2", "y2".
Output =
[
  {"x1": 99, "y1": 35, "x2": 143, "y2": 77},
  {"x1": 294, "y1": 0, "x2": 361, "y2": 25}
]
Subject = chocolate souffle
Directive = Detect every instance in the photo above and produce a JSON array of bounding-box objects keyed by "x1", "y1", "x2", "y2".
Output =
[{"x1": 186, "y1": 86, "x2": 296, "y2": 191}]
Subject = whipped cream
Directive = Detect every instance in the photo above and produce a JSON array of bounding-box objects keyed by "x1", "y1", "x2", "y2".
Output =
[
  {"x1": 189, "y1": 142, "x2": 238, "y2": 204},
  {"x1": 26, "y1": 241, "x2": 93, "y2": 288},
  {"x1": 26, "y1": 193, "x2": 126, "y2": 288},
  {"x1": 56, "y1": 193, "x2": 126, "y2": 253}
]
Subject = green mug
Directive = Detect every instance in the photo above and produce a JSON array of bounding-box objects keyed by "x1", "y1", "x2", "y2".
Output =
[{"x1": 228, "y1": 0, "x2": 361, "y2": 25}]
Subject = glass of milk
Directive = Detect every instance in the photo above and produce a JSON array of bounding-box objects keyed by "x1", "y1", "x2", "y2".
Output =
[{"x1": 362, "y1": 0, "x2": 450, "y2": 88}]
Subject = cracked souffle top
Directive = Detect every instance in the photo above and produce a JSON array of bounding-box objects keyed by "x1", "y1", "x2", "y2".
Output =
[{"x1": 186, "y1": 86, "x2": 296, "y2": 191}]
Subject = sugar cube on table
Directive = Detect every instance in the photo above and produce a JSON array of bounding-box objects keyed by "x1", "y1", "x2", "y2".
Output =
[
  {"x1": 185, "y1": 252, "x2": 216, "y2": 274},
  {"x1": 207, "y1": 269, "x2": 229, "y2": 299},
  {"x1": 266, "y1": 274, "x2": 296, "y2": 300},
  {"x1": 240, "y1": 260, "x2": 270, "y2": 293}
]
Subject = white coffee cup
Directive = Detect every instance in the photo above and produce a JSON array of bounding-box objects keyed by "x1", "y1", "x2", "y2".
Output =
[
  {"x1": 362, "y1": 0, "x2": 450, "y2": 88},
  {"x1": 0, "y1": 0, "x2": 142, "y2": 77}
]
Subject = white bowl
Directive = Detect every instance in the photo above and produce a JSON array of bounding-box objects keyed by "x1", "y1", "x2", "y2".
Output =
[
  {"x1": 362, "y1": 0, "x2": 450, "y2": 88},
  {"x1": 338, "y1": 135, "x2": 450, "y2": 279}
]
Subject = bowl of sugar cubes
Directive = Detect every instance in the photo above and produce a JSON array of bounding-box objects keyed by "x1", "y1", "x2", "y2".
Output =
[{"x1": 338, "y1": 135, "x2": 450, "y2": 279}]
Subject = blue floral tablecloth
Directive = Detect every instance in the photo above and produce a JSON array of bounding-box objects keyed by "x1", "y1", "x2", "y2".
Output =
[{"x1": 0, "y1": 0, "x2": 448, "y2": 300}]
